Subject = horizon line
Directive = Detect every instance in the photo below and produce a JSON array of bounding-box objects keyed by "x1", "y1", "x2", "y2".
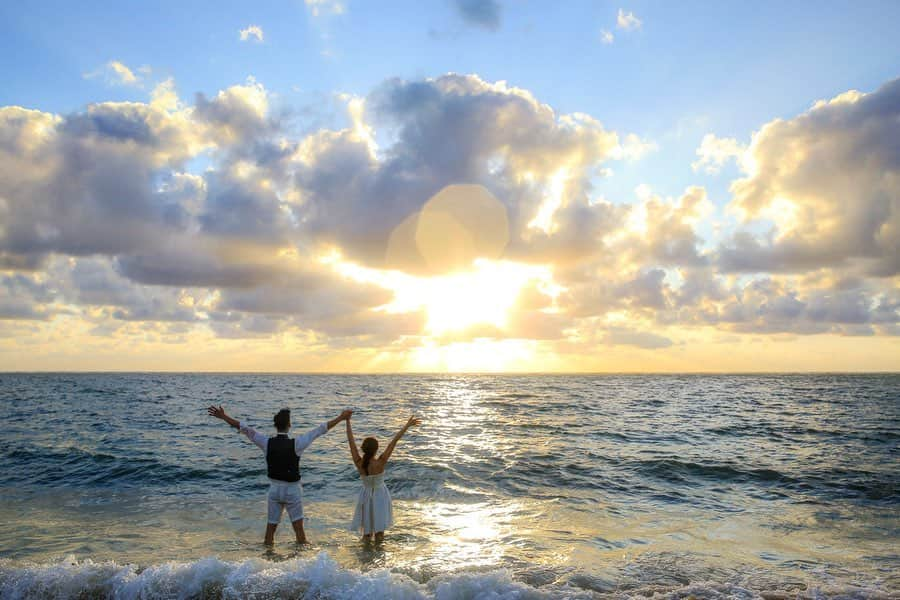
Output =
[{"x1": 1, "y1": 370, "x2": 897, "y2": 376}]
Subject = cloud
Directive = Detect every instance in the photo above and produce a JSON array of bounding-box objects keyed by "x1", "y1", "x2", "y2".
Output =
[
  {"x1": 719, "y1": 77, "x2": 900, "y2": 277},
  {"x1": 238, "y1": 25, "x2": 264, "y2": 43},
  {"x1": 613, "y1": 133, "x2": 658, "y2": 161},
  {"x1": 193, "y1": 77, "x2": 272, "y2": 145},
  {"x1": 600, "y1": 29, "x2": 614, "y2": 45},
  {"x1": 692, "y1": 133, "x2": 746, "y2": 174},
  {"x1": 453, "y1": 0, "x2": 502, "y2": 31},
  {"x1": 305, "y1": 0, "x2": 345, "y2": 17},
  {"x1": 297, "y1": 74, "x2": 622, "y2": 271},
  {"x1": 0, "y1": 272, "x2": 58, "y2": 320},
  {"x1": 711, "y1": 278, "x2": 900, "y2": 336},
  {"x1": 83, "y1": 60, "x2": 147, "y2": 87},
  {"x1": 616, "y1": 9, "x2": 642, "y2": 31},
  {"x1": 0, "y1": 102, "x2": 202, "y2": 265},
  {"x1": 603, "y1": 326, "x2": 673, "y2": 349},
  {"x1": 0, "y1": 73, "x2": 897, "y2": 355}
]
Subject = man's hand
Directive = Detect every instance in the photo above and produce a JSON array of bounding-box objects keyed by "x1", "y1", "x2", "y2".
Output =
[
  {"x1": 207, "y1": 405, "x2": 240, "y2": 429},
  {"x1": 207, "y1": 405, "x2": 227, "y2": 419},
  {"x1": 405, "y1": 415, "x2": 422, "y2": 429},
  {"x1": 327, "y1": 409, "x2": 353, "y2": 430}
]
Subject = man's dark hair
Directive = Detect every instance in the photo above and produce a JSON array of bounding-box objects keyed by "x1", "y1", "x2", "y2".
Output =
[{"x1": 274, "y1": 408, "x2": 291, "y2": 432}]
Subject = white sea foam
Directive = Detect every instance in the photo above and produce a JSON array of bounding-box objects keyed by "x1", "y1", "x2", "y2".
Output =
[{"x1": 1, "y1": 553, "x2": 894, "y2": 600}]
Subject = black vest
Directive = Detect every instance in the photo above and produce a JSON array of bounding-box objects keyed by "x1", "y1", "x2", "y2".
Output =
[{"x1": 266, "y1": 435, "x2": 300, "y2": 482}]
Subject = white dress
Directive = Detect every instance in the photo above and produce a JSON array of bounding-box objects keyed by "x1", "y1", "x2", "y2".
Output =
[{"x1": 351, "y1": 472, "x2": 393, "y2": 534}]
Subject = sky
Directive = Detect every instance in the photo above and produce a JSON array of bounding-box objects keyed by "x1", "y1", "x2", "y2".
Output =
[{"x1": 1, "y1": 0, "x2": 899, "y2": 372}]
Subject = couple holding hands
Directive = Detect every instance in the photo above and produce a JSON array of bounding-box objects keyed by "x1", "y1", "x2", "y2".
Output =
[{"x1": 207, "y1": 405, "x2": 420, "y2": 545}]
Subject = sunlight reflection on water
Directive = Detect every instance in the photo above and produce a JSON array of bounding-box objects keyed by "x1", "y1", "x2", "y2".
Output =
[{"x1": 0, "y1": 373, "x2": 897, "y2": 596}]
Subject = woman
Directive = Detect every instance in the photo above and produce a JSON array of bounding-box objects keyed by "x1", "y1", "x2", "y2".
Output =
[{"x1": 346, "y1": 414, "x2": 421, "y2": 542}]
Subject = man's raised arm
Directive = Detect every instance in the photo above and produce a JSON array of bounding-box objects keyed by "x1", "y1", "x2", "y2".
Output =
[
  {"x1": 208, "y1": 405, "x2": 267, "y2": 450},
  {"x1": 294, "y1": 409, "x2": 352, "y2": 453},
  {"x1": 328, "y1": 409, "x2": 353, "y2": 430},
  {"x1": 208, "y1": 405, "x2": 240, "y2": 429}
]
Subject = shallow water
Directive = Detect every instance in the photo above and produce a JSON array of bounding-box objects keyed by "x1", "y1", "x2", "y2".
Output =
[{"x1": 0, "y1": 373, "x2": 897, "y2": 598}]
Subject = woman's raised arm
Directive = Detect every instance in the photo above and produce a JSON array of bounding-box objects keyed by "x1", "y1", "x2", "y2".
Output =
[
  {"x1": 379, "y1": 415, "x2": 421, "y2": 463},
  {"x1": 346, "y1": 417, "x2": 361, "y2": 466}
]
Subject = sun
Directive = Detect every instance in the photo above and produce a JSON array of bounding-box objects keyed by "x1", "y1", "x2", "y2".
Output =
[
  {"x1": 327, "y1": 255, "x2": 558, "y2": 369},
  {"x1": 414, "y1": 260, "x2": 547, "y2": 335},
  {"x1": 332, "y1": 258, "x2": 550, "y2": 335}
]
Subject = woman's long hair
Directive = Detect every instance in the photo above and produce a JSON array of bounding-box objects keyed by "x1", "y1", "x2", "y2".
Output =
[{"x1": 361, "y1": 437, "x2": 378, "y2": 475}]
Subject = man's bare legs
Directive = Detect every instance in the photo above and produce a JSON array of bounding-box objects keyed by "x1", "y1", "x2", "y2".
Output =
[
  {"x1": 291, "y1": 518, "x2": 307, "y2": 544},
  {"x1": 264, "y1": 523, "x2": 278, "y2": 546},
  {"x1": 374, "y1": 531, "x2": 384, "y2": 543},
  {"x1": 265, "y1": 520, "x2": 306, "y2": 545}
]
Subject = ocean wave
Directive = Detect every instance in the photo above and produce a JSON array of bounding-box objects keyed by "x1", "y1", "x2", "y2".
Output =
[
  {"x1": 1, "y1": 553, "x2": 894, "y2": 600},
  {"x1": 629, "y1": 457, "x2": 899, "y2": 504},
  {"x1": 0, "y1": 445, "x2": 220, "y2": 488}
]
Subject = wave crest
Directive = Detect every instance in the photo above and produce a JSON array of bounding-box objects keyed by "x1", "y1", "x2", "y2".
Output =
[{"x1": 2, "y1": 553, "x2": 894, "y2": 600}]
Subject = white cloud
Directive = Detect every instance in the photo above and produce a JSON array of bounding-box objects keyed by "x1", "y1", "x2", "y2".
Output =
[
  {"x1": 692, "y1": 133, "x2": 746, "y2": 174},
  {"x1": 616, "y1": 9, "x2": 642, "y2": 31},
  {"x1": 600, "y1": 29, "x2": 614, "y2": 44},
  {"x1": 613, "y1": 133, "x2": 659, "y2": 161},
  {"x1": 83, "y1": 60, "x2": 147, "y2": 87},
  {"x1": 238, "y1": 25, "x2": 264, "y2": 43}
]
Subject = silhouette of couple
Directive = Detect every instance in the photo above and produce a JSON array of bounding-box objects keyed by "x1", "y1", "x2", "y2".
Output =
[{"x1": 207, "y1": 405, "x2": 420, "y2": 545}]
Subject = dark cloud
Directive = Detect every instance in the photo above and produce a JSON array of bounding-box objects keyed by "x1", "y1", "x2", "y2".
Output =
[
  {"x1": 0, "y1": 273, "x2": 58, "y2": 320},
  {"x1": 453, "y1": 0, "x2": 501, "y2": 30}
]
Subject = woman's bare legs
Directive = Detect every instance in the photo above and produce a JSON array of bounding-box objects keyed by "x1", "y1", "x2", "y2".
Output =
[{"x1": 374, "y1": 531, "x2": 384, "y2": 543}]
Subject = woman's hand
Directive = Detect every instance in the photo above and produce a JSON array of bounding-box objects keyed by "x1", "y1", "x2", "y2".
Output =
[{"x1": 406, "y1": 415, "x2": 421, "y2": 428}]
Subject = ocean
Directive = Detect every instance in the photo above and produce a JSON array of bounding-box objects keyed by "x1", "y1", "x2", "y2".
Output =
[{"x1": 0, "y1": 373, "x2": 897, "y2": 599}]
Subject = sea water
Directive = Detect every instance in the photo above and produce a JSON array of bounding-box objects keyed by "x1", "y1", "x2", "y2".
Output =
[{"x1": 0, "y1": 373, "x2": 897, "y2": 598}]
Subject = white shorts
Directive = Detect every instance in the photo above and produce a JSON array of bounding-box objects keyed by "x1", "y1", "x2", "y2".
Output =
[{"x1": 267, "y1": 480, "x2": 304, "y2": 524}]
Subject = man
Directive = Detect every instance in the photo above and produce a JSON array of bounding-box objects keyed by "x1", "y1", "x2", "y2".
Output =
[{"x1": 207, "y1": 404, "x2": 352, "y2": 545}]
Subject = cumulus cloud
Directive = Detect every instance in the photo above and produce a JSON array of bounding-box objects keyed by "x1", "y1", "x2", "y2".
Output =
[
  {"x1": 453, "y1": 0, "x2": 502, "y2": 31},
  {"x1": 238, "y1": 25, "x2": 264, "y2": 43},
  {"x1": 0, "y1": 72, "x2": 897, "y2": 356},
  {"x1": 599, "y1": 29, "x2": 614, "y2": 45},
  {"x1": 719, "y1": 77, "x2": 900, "y2": 277},
  {"x1": 0, "y1": 79, "x2": 414, "y2": 344},
  {"x1": 297, "y1": 74, "x2": 622, "y2": 271},
  {"x1": 616, "y1": 9, "x2": 642, "y2": 31}
]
